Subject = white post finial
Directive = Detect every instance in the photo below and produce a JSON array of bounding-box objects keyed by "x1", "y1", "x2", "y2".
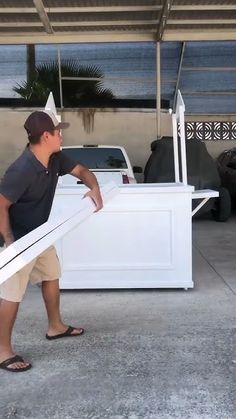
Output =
[
  {"x1": 45, "y1": 92, "x2": 61, "y2": 123},
  {"x1": 172, "y1": 90, "x2": 187, "y2": 185}
]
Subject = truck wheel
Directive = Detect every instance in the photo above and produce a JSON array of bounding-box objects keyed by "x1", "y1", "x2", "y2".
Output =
[{"x1": 211, "y1": 187, "x2": 231, "y2": 222}]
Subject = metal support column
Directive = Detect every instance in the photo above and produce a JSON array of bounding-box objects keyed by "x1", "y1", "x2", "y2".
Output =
[
  {"x1": 156, "y1": 42, "x2": 161, "y2": 139},
  {"x1": 57, "y1": 47, "x2": 63, "y2": 109},
  {"x1": 173, "y1": 42, "x2": 185, "y2": 111}
]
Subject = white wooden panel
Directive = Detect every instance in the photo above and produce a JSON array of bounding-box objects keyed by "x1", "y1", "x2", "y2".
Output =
[
  {"x1": 55, "y1": 184, "x2": 194, "y2": 289},
  {"x1": 62, "y1": 210, "x2": 172, "y2": 268},
  {"x1": 0, "y1": 182, "x2": 118, "y2": 285}
]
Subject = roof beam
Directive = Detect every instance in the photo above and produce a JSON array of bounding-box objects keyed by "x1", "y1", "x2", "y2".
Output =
[
  {"x1": 0, "y1": 6, "x2": 161, "y2": 14},
  {"x1": 53, "y1": 20, "x2": 158, "y2": 27},
  {"x1": 0, "y1": 8, "x2": 36, "y2": 13},
  {"x1": 3, "y1": 19, "x2": 236, "y2": 29},
  {"x1": 172, "y1": 5, "x2": 236, "y2": 11},
  {"x1": 0, "y1": 20, "x2": 158, "y2": 28},
  {"x1": 0, "y1": 32, "x2": 156, "y2": 45},
  {"x1": 51, "y1": 6, "x2": 161, "y2": 13},
  {"x1": 33, "y1": 0, "x2": 53, "y2": 34},
  {"x1": 163, "y1": 29, "x2": 236, "y2": 41},
  {"x1": 157, "y1": 0, "x2": 173, "y2": 41},
  {"x1": 0, "y1": 22, "x2": 42, "y2": 27},
  {"x1": 168, "y1": 19, "x2": 236, "y2": 25}
]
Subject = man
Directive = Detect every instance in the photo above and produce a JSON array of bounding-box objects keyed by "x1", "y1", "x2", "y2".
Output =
[{"x1": 0, "y1": 110, "x2": 103, "y2": 373}]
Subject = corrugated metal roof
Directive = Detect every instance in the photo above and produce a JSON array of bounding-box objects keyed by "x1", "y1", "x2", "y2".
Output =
[{"x1": 0, "y1": 1, "x2": 236, "y2": 44}]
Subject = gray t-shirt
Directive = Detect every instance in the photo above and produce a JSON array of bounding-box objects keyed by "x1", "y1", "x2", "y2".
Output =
[{"x1": 0, "y1": 146, "x2": 77, "y2": 242}]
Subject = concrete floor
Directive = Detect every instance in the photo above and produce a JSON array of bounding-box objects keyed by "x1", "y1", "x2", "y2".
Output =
[{"x1": 0, "y1": 216, "x2": 236, "y2": 419}]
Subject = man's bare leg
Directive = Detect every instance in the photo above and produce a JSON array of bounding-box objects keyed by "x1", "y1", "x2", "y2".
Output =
[
  {"x1": 41, "y1": 279, "x2": 83, "y2": 337},
  {"x1": 0, "y1": 299, "x2": 30, "y2": 369}
]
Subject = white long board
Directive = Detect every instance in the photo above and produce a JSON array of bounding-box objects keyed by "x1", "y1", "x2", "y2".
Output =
[{"x1": 0, "y1": 182, "x2": 119, "y2": 285}]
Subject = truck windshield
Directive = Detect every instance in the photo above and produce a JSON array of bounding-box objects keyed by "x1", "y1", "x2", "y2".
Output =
[{"x1": 62, "y1": 147, "x2": 128, "y2": 169}]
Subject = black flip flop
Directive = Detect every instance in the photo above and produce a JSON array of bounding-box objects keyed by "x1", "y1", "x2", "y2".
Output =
[
  {"x1": 0, "y1": 355, "x2": 32, "y2": 373},
  {"x1": 46, "y1": 325, "x2": 84, "y2": 340}
]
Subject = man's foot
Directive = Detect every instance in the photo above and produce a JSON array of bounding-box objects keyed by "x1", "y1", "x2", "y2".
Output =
[
  {"x1": 46, "y1": 325, "x2": 84, "y2": 340},
  {"x1": 0, "y1": 355, "x2": 31, "y2": 373}
]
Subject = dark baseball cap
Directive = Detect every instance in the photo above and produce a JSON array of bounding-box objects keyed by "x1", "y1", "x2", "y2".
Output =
[{"x1": 24, "y1": 110, "x2": 69, "y2": 138}]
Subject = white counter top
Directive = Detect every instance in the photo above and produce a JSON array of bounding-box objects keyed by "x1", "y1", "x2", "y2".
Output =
[{"x1": 56, "y1": 182, "x2": 195, "y2": 195}]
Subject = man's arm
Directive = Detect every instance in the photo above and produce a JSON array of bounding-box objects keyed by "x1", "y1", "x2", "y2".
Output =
[
  {"x1": 0, "y1": 194, "x2": 14, "y2": 246},
  {"x1": 70, "y1": 164, "x2": 103, "y2": 212}
]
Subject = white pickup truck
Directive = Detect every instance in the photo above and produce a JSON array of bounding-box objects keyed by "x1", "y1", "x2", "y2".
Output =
[{"x1": 58, "y1": 145, "x2": 142, "y2": 186}]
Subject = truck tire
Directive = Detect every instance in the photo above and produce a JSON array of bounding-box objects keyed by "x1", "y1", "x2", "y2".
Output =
[{"x1": 211, "y1": 187, "x2": 231, "y2": 222}]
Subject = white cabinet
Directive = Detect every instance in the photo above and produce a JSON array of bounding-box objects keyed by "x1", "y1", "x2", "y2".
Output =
[{"x1": 53, "y1": 183, "x2": 194, "y2": 289}]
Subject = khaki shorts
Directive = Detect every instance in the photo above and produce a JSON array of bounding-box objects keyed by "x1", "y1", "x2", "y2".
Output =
[{"x1": 0, "y1": 246, "x2": 61, "y2": 303}]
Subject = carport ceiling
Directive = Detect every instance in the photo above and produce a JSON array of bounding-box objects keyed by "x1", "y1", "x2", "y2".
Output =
[{"x1": 1, "y1": 1, "x2": 236, "y2": 44}]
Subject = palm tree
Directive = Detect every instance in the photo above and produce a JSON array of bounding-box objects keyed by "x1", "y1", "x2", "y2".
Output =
[{"x1": 13, "y1": 61, "x2": 114, "y2": 106}]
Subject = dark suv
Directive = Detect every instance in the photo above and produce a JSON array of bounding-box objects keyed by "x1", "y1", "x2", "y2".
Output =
[
  {"x1": 144, "y1": 137, "x2": 231, "y2": 221},
  {"x1": 217, "y1": 148, "x2": 236, "y2": 204}
]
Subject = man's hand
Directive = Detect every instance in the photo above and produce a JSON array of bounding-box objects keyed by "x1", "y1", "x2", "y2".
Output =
[
  {"x1": 70, "y1": 164, "x2": 103, "y2": 212},
  {"x1": 84, "y1": 187, "x2": 103, "y2": 212},
  {"x1": 4, "y1": 235, "x2": 14, "y2": 247}
]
